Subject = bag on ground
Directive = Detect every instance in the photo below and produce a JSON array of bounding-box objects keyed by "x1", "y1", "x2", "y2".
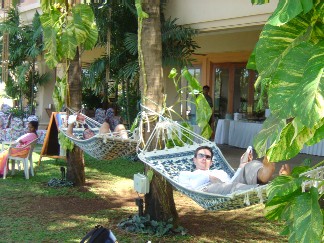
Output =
[{"x1": 80, "y1": 225, "x2": 117, "y2": 243}]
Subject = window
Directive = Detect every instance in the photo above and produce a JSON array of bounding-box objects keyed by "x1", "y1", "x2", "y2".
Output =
[{"x1": 213, "y1": 63, "x2": 263, "y2": 119}]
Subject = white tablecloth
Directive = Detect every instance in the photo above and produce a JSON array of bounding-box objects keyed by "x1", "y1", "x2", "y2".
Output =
[
  {"x1": 301, "y1": 140, "x2": 324, "y2": 156},
  {"x1": 228, "y1": 121, "x2": 263, "y2": 149},
  {"x1": 215, "y1": 119, "x2": 230, "y2": 144},
  {"x1": 215, "y1": 119, "x2": 324, "y2": 156}
]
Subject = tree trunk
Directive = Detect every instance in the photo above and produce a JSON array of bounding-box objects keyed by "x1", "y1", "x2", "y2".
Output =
[
  {"x1": 139, "y1": 0, "x2": 179, "y2": 225},
  {"x1": 66, "y1": 47, "x2": 85, "y2": 186}
]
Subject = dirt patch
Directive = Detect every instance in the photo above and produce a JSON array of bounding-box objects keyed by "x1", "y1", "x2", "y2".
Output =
[{"x1": 21, "y1": 179, "x2": 286, "y2": 242}]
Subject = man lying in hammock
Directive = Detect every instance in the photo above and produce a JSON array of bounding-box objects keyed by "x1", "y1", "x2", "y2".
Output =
[
  {"x1": 178, "y1": 145, "x2": 290, "y2": 195},
  {"x1": 66, "y1": 114, "x2": 95, "y2": 139}
]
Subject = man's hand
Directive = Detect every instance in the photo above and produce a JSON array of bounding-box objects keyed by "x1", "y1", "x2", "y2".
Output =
[
  {"x1": 239, "y1": 151, "x2": 253, "y2": 168},
  {"x1": 68, "y1": 115, "x2": 77, "y2": 125}
]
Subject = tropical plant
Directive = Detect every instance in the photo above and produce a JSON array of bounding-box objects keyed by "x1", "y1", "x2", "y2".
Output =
[
  {"x1": 84, "y1": 0, "x2": 198, "y2": 125},
  {"x1": 248, "y1": 0, "x2": 324, "y2": 242},
  {"x1": 168, "y1": 67, "x2": 212, "y2": 139},
  {"x1": 40, "y1": 0, "x2": 98, "y2": 186}
]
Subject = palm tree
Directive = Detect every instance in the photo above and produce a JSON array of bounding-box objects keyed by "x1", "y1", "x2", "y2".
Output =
[
  {"x1": 40, "y1": 0, "x2": 98, "y2": 186},
  {"x1": 0, "y1": 8, "x2": 49, "y2": 115},
  {"x1": 84, "y1": 0, "x2": 198, "y2": 125}
]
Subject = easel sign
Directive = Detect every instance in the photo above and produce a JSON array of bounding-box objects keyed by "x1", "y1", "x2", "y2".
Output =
[{"x1": 38, "y1": 112, "x2": 66, "y2": 165}]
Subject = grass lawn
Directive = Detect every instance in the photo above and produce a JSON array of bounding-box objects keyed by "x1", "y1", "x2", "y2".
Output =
[{"x1": 0, "y1": 145, "x2": 287, "y2": 242}]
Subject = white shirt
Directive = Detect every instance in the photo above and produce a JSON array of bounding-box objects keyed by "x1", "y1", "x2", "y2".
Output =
[{"x1": 178, "y1": 168, "x2": 242, "y2": 190}]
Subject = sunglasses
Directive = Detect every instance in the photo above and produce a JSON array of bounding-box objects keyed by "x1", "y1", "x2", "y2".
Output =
[{"x1": 197, "y1": 153, "x2": 212, "y2": 160}]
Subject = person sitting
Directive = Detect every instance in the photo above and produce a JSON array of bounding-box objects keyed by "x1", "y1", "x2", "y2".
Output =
[
  {"x1": 66, "y1": 114, "x2": 95, "y2": 140},
  {"x1": 0, "y1": 121, "x2": 39, "y2": 176},
  {"x1": 99, "y1": 108, "x2": 128, "y2": 139},
  {"x1": 178, "y1": 145, "x2": 290, "y2": 195}
]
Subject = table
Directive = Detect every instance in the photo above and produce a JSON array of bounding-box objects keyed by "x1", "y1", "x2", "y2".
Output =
[
  {"x1": 215, "y1": 119, "x2": 324, "y2": 156},
  {"x1": 301, "y1": 140, "x2": 324, "y2": 156},
  {"x1": 228, "y1": 120, "x2": 263, "y2": 148},
  {"x1": 215, "y1": 119, "x2": 230, "y2": 144}
]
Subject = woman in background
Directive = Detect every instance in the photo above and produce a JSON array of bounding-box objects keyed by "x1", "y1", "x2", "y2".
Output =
[
  {"x1": 99, "y1": 108, "x2": 128, "y2": 138},
  {"x1": 0, "y1": 120, "x2": 38, "y2": 175}
]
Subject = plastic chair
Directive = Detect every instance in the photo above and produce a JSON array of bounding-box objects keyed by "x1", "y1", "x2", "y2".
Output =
[{"x1": 2, "y1": 138, "x2": 38, "y2": 179}]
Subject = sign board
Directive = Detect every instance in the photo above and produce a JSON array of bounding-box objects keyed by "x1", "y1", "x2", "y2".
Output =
[{"x1": 38, "y1": 112, "x2": 66, "y2": 165}]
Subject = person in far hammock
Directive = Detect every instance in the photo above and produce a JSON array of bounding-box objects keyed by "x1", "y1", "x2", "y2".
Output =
[
  {"x1": 66, "y1": 114, "x2": 95, "y2": 140},
  {"x1": 178, "y1": 146, "x2": 291, "y2": 195},
  {"x1": 99, "y1": 108, "x2": 128, "y2": 139}
]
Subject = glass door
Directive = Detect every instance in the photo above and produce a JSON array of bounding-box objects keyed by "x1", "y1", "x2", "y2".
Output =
[{"x1": 213, "y1": 63, "x2": 259, "y2": 119}]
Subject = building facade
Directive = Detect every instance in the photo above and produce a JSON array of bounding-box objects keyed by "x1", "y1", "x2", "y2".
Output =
[
  {"x1": 1, "y1": 0, "x2": 278, "y2": 127},
  {"x1": 164, "y1": 0, "x2": 278, "y2": 119}
]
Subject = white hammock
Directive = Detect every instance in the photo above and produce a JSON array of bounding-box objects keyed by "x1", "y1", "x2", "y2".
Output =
[
  {"x1": 137, "y1": 106, "x2": 324, "y2": 211},
  {"x1": 137, "y1": 107, "x2": 267, "y2": 211},
  {"x1": 59, "y1": 108, "x2": 139, "y2": 161}
]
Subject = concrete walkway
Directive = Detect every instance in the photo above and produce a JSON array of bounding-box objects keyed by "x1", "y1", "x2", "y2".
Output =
[{"x1": 217, "y1": 144, "x2": 324, "y2": 176}]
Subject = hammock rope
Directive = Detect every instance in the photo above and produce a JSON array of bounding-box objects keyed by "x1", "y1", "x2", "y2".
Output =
[
  {"x1": 138, "y1": 106, "x2": 324, "y2": 211},
  {"x1": 137, "y1": 106, "x2": 267, "y2": 211},
  {"x1": 59, "y1": 107, "x2": 140, "y2": 161}
]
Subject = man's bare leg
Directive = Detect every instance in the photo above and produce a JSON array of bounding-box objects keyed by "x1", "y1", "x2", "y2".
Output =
[{"x1": 257, "y1": 156, "x2": 276, "y2": 184}]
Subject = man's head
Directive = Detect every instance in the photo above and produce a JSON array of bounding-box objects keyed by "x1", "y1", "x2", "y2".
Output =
[
  {"x1": 203, "y1": 85, "x2": 210, "y2": 95},
  {"x1": 83, "y1": 127, "x2": 95, "y2": 139},
  {"x1": 193, "y1": 146, "x2": 213, "y2": 170}
]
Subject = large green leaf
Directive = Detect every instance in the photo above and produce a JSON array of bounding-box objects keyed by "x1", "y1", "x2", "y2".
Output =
[
  {"x1": 195, "y1": 94, "x2": 212, "y2": 138},
  {"x1": 269, "y1": 41, "x2": 324, "y2": 128},
  {"x1": 72, "y1": 4, "x2": 94, "y2": 44},
  {"x1": 255, "y1": 14, "x2": 311, "y2": 79},
  {"x1": 286, "y1": 188, "x2": 323, "y2": 243},
  {"x1": 40, "y1": 10, "x2": 61, "y2": 68},
  {"x1": 295, "y1": 40, "x2": 324, "y2": 127},
  {"x1": 83, "y1": 22, "x2": 98, "y2": 50},
  {"x1": 253, "y1": 114, "x2": 286, "y2": 158},
  {"x1": 267, "y1": 0, "x2": 313, "y2": 26},
  {"x1": 267, "y1": 175, "x2": 303, "y2": 202},
  {"x1": 266, "y1": 118, "x2": 322, "y2": 161},
  {"x1": 60, "y1": 27, "x2": 77, "y2": 60},
  {"x1": 41, "y1": 0, "x2": 65, "y2": 12},
  {"x1": 307, "y1": 118, "x2": 324, "y2": 145},
  {"x1": 182, "y1": 68, "x2": 202, "y2": 92}
]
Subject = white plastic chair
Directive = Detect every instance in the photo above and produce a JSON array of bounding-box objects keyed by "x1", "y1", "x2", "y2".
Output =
[{"x1": 2, "y1": 138, "x2": 38, "y2": 179}]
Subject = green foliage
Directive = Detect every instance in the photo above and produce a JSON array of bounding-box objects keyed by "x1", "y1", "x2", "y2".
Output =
[
  {"x1": 249, "y1": 1, "x2": 324, "y2": 242},
  {"x1": 82, "y1": 88, "x2": 102, "y2": 110},
  {"x1": 40, "y1": 1, "x2": 98, "y2": 69},
  {"x1": 168, "y1": 68, "x2": 212, "y2": 139},
  {"x1": 58, "y1": 131, "x2": 74, "y2": 151},
  {"x1": 265, "y1": 165, "x2": 323, "y2": 243},
  {"x1": 118, "y1": 215, "x2": 187, "y2": 237},
  {"x1": 0, "y1": 8, "x2": 49, "y2": 110},
  {"x1": 9, "y1": 107, "x2": 25, "y2": 118},
  {"x1": 52, "y1": 76, "x2": 67, "y2": 111},
  {"x1": 248, "y1": 0, "x2": 324, "y2": 161}
]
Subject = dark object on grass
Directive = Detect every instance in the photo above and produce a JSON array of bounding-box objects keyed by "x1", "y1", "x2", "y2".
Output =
[
  {"x1": 47, "y1": 178, "x2": 73, "y2": 187},
  {"x1": 60, "y1": 166, "x2": 66, "y2": 180},
  {"x1": 80, "y1": 225, "x2": 117, "y2": 243}
]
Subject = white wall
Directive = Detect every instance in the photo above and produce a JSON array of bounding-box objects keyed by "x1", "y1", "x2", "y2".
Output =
[{"x1": 165, "y1": 0, "x2": 278, "y2": 32}]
